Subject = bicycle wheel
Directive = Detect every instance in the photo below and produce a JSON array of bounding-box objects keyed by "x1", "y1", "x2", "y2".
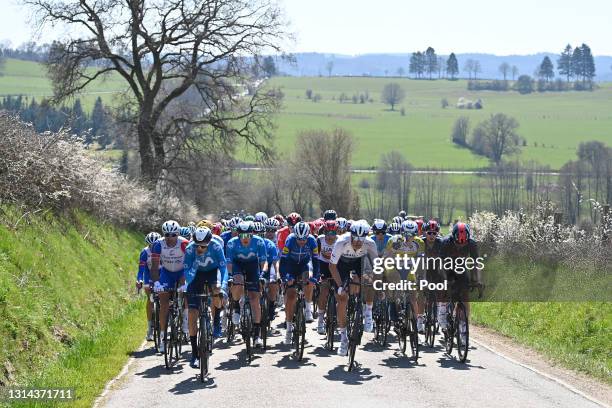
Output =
[
  {"x1": 260, "y1": 296, "x2": 269, "y2": 350},
  {"x1": 293, "y1": 299, "x2": 306, "y2": 361},
  {"x1": 397, "y1": 301, "x2": 407, "y2": 354},
  {"x1": 312, "y1": 284, "x2": 319, "y2": 317},
  {"x1": 445, "y1": 304, "x2": 454, "y2": 355},
  {"x1": 225, "y1": 305, "x2": 235, "y2": 343},
  {"x1": 164, "y1": 307, "x2": 175, "y2": 369},
  {"x1": 176, "y1": 304, "x2": 184, "y2": 355},
  {"x1": 199, "y1": 313, "x2": 209, "y2": 379},
  {"x1": 425, "y1": 298, "x2": 437, "y2": 348},
  {"x1": 347, "y1": 296, "x2": 361, "y2": 371},
  {"x1": 374, "y1": 300, "x2": 383, "y2": 346},
  {"x1": 455, "y1": 302, "x2": 469, "y2": 363},
  {"x1": 242, "y1": 301, "x2": 252, "y2": 363},
  {"x1": 406, "y1": 301, "x2": 419, "y2": 361},
  {"x1": 325, "y1": 291, "x2": 336, "y2": 350}
]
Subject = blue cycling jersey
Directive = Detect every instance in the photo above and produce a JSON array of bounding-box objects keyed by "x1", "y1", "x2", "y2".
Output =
[
  {"x1": 374, "y1": 233, "x2": 392, "y2": 257},
  {"x1": 226, "y1": 235, "x2": 267, "y2": 264},
  {"x1": 281, "y1": 233, "x2": 320, "y2": 275},
  {"x1": 263, "y1": 237, "x2": 280, "y2": 265},
  {"x1": 220, "y1": 230, "x2": 235, "y2": 254},
  {"x1": 137, "y1": 247, "x2": 152, "y2": 282},
  {"x1": 183, "y1": 240, "x2": 228, "y2": 289}
]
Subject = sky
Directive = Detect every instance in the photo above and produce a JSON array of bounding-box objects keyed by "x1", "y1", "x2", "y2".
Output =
[{"x1": 2, "y1": 0, "x2": 611, "y2": 56}]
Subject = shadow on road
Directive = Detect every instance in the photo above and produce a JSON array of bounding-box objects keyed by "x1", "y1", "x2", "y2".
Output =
[
  {"x1": 131, "y1": 346, "x2": 157, "y2": 359},
  {"x1": 379, "y1": 352, "x2": 419, "y2": 369},
  {"x1": 310, "y1": 346, "x2": 335, "y2": 358},
  {"x1": 324, "y1": 365, "x2": 382, "y2": 385},
  {"x1": 215, "y1": 350, "x2": 261, "y2": 371},
  {"x1": 436, "y1": 356, "x2": 485, "y2": 370},
  {"x1": 169, "y1": 374, "x2": 217, "y2": 394},
  {"x1": 136, "y1": 362, "x2": 186, "y2": 379},
  {"x1": 273, "y1": 354, "x2": 316, "y2": 369}
]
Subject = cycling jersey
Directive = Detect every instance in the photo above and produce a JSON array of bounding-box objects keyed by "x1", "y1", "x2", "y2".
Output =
[
  {"x1": 137, "y1": 246, "x2": 153, "y2": 283},
  {"x1": 276, "y1": 226, "x2": 291, "y2": 251},
  {"x1": 226, "y1": 235, "x2": 267, "y2": 265},
  {"x1": 280, "y1": 233, "x2": 320, "y2": 281},
  {"x1": 220, "y1": 230, "x2": 236, "y2": 254},
  {"x1": 183, "y1": 240, "x2": 228, "y2": 289},
  {"x1": 211, "y1": 234, "x2": 224, "y2": 249},
  {"x1": 329, "y1": 233, "x2": 378, "y2": 265},
  {"x1": 383, "y1": 235, "x2": 425, "y2": 280},
  {"x1": 263, "y1": 237, "x2": 280, "y2": 266},
  {"x1": 373, "y1": 233, "x2": 392, "y2": 257},
  {"x1": 151, "y1": 237, "x2": 189, "y2": 273},
  {"x1": 317, "y1": 234, "x2": 337, "y2": 264}
]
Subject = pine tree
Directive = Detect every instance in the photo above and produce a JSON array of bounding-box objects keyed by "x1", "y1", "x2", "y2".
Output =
[
  {"x1": 71, "y1": 99, "x2": 86, "y2": 134},
  {"x1": 425, "y1": 47, "x2": 438, "y2": 80},
  {"x1": 580, "y1": 43, "x2": 596, "y2": 86},
  {"x1": 558, "y1": 44, "x2": 573, "y2": 82},
  {"x1": 572, "y1": 46, "x2": 584, "y2": 83},
  {"x1": 446, "y1": 53, "x2": 459, "y2": 80},
  {"x1": 538, "y1": 56, "x2": 554, "y2": 82}
]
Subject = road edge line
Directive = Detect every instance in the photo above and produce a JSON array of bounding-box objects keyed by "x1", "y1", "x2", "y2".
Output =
[
  {"x1": 92, "y1": 338, "x2": 148, "y2": 408},
  {"x1": 471, "y1": 337, "x2": 609, "y2": 408}
]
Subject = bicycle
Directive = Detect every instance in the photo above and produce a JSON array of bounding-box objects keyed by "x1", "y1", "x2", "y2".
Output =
[
  {"x1": 346, "y1": 271, "x2": 363, "y2": 371},
  {"x1": 259, "y1": 279, "x2": 269, "y2": 350},
  {"x1": 424, "y1": 289, "x2": 438, "y2": 348},
  {"x1": 239, "y1": 286, "x2": 255, "y2": 364},
  {"x1": 150, "y1": 291, "x2": 162, "y2": 352},
  {"x1": 164, "y1": 284, "x2": 184, "y2": 369},
  {"x1": 224, "y1": 281, "x2": 235, "y2": 344},
  {"x1": 324, "y1": 280, "x2": 337, "y2": 351},
  {"x1": 373, "y1": 295, "x2": 391, "y2": 347},
  {"x1": 191, "y1": 285, "x2": 215, "y2": 380},
  {"x1": 291, "y1": 278, "x2": 307, "y2": 361},
  {"x1": 395, "y1": 288, "x2": 419, "y2": 361}
]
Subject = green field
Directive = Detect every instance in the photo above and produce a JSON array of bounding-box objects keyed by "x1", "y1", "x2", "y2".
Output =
[
  {"x1": 261, "y1": 76, "x2": 612, "y2": 170},
  {"x1": 2, "y1": 58, "x2": 611, "y2": 170}
]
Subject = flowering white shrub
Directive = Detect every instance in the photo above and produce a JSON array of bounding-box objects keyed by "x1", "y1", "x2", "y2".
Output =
[{"x1": 0, "y1": 113, "x2": 198, "y2": 229}]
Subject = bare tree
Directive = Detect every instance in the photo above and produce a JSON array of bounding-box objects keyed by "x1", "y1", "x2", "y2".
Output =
[
  {"x1": 511, "y1": 65, "x2": 519, "y2": 81},
  {"x1": 326, "y1": 60, "x2": 334, "y2": 77},
  {"x1": 26, "y1": 0, "x2": 288, "y2": 184},
  {"x1": 499, "y1": 62, "x2": 510, "y2": 81},
  {"x1": 471, "y1": 113, "x2": 521, "y2": 165},
  {"x1": 473, "y1": 60, "x2": 482, "y2": 80},
  {"x1": 381, "y1": 83, "x2": 405, "y2": 111},
  {"x1": 463, "y1": 59, "x2": 475, "y2": 80}
]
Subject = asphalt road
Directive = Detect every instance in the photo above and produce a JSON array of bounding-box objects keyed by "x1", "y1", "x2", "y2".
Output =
[{"x1": 100, "y1": 312, "x2": 604, "y2": 408}]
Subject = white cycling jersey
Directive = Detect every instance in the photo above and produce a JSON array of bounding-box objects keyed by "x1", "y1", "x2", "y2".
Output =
[
  {"x1": 152, "y1": 236, "x2": 189, "y2": 272},
  {"x1": 330, "y1": 232, "x2": 378, "y2": 264},
  {"x1": 317, "y1": 234, "x2": 336, "y2": 264}
]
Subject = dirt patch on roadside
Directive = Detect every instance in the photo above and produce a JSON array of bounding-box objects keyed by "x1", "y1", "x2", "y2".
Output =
[{"x1": 472, "y1": 325, "x2": 611, "y2": 407}]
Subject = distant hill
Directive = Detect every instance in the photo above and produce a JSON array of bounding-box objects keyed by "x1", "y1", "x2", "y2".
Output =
[{"x1": 277, "y1": 52, "x2": 612, "y2": 81}]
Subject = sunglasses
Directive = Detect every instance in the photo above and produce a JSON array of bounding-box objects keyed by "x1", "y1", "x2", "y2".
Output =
[
  {"x1": 325, "y1": 231, "x2": 337, "y2": 236},
  {"x1": 351, "y1": 235, "x2": 366, "y2": 242},
  {"x1": 239, "y1": 233, "x2": 252, "y2": 239},
  {"x1": 196, "y1": 243, "x2": 209, "y2": 249},
  {"x1": 375, "y1": 231, "x2": 385, "y2": 235},
  {"x1": 427, "y1": 231, "x2": 437, "y2": 235},
  {"x1": 164, "y1": 233, "x2": 177, "y2": 237}
]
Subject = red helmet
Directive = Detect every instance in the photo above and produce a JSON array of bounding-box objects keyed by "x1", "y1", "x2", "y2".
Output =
[
  {"x1": 452, "y1": 222, "x2": 471, "y2": 244},
  {"x1": 286, "y1": 212, "x2": 302, "y2": 227},
  {"x1": 416, "y1": 219, "x2": 424, "y2": 235},
  {"x1": 425, "y1": 220, "x2": 440, "y2": 233},
  {"x1": 212, "y1": 222, "x2": 223, "y2": 236},
  {"x1": 324, "y1": 220, "x2": 338, "y2": 233}
]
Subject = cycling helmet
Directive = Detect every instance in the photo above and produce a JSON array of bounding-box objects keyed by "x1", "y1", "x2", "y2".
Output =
[
  {"x1": 392, "y1": 216, "x2": 403, "y2": 225},
  {"x1": 145, "y1": 232, "x2": 161, "y2": 245},
  {"x1": 220, "y1": 219, "x2": 229, "y2": 228},
  {"x1": 398, "y1": 210, "x2": 407, "y2": 219},
  {"x1": 346, "y1": 219, "x2": 354, "y2": 229},
  {"x1": 229, "y1": 216, "x2": 243, "y2": 229},
  {"x1": 415, "y1": 219, "x2": 424, "y2": 235},
  {"x1": 212, "y1": 222, "x2": 223, "y2": 236},
  {"x1": 294, "y1": 222, "x2": 310, "y2": 239},
  {"x1": 193, "y1": 227, "x2": 212, "y2": 243},
  {"x1": 274, "y1": 214, "x2": 285, "y2": 226},
  {"x1": 452, "y1": 222, "x2": 471, "y2": 244},
  {"x1": 372, "y1": 219, "x2": 387, "y2": 233},
  {"x1": 237, "y1": 221, "x2": 254, "y2": 234},
  {"x1": 323, "y1": 220, "x2": 338, "y2": 233},
  {"x1": 388, "y1": 222, "x2": 401, "y2": 235},
  {"x1": 196, "y1": 219, "x2": 213, "y2": 229},
  {"x1": 264, "y1": 218, "x2": 280, "y2": 231},
  {"x1": 180, "y1": 226, "x2": 191, "y2": 238},
  {"x1": 401, "y1": 220, "x2": 418, "y2": 237},
  {"x1": 255, "y1": 212, "x2": 268, "y2": 223},
  {"x1": 188, "y1": 224, "x2": 196, "y2": 234},
  {"x1": 244, "y1": 215, "x2": 255, "y2": 222},
  {"x1": 162, "y1": 220, "x2": 180, "y2": 235},
  {"x1": 425, "y1": 220, "x2": 440, "y2": 233},
  {"x1": 323, "y1": 209, "x2": 337, "y2": 221},
  {"x1": 253, "y1": 221, "x2": 265, "y2": 234},
  {"x1": 286, "y1": 212, "x2": 302, "y2": 227},
  {"x1": 336, "y1": 217, "x2": 348, "y2": 230},
  {"x1": 350, "y1": 221, "x2": 369, "y2": 237}
]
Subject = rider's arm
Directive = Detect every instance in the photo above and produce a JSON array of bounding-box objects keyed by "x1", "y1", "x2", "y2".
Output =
[
  {"x1": 309, "y1": 237, "x2": 320, "y2": 278},
  {"x1": 138, "y1": 249, "x2": 147, "y2": 282},
  {"x1": 329, "y1": 239, "x2": 344, "y2": 288},
  {"x1": 213, "y1": 244, "x2": 229, "y2": 291},
  {"x1": 150, "y1": 241, "x2": 162, "y2": 281},
  {"x1": 257, "y1": 238, "x2": 268, "y2": 277}
]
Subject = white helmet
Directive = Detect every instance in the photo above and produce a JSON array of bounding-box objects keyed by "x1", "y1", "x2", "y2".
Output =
[
  {"x1": 145, "y1": 232, "x2": 161, "y2": 245},
  {"x1": 293, "y1": 222, "x2": 310, "y2": 239},
  {"x1": 255, "y1": 212, "x2": 268, "y2": 223},
  {"x1": 401, "y1": 220, "x2": 418, "y2": 237},
  {"x1": 350, "y1": 221, "x2": 369, "y2": 237},
  {"x1": 193, "y1": 227, "x2": 212, "y2": 243},
  {"x1": 336, "y1": 217, "x2": 348, "y2": 230},
  {"x1": 162, "y1": 220, "x2": 180, "y2": 235}
]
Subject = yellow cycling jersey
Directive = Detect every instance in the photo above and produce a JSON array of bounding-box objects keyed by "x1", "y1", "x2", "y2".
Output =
[{"x1": 382, "y1": 235, "x2": 425, "y2": 280}]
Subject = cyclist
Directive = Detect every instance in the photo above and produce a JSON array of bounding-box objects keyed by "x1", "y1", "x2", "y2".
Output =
[
  {"x1": 263, "y1": 218, "x2": 282, "y2": 322},
  {"x1": 323, "y1": 209, "x2": 337, "y2": 221},
  {"x1": 372, "y1": 219, "x2": 391, "y2": 257},
  {"x1": 438, "y1": 222, "x2": 479, "y2": 342},
  {"x1": 398, "y1": 210, "x2": 407, "y2": 220},
  {"x1": 336, "y1": 217, "x2": 348, "y2": 235},
  {"x1": 392, "y1": 215, "x2": 404, "y2": 225},
  {"x1": 180, "y1": 226, "x2": 192, "y2": 241},
  {"x1": 388, "y1": 221, "x2": 401, "y2": 236},
  {"x1": 221, "y1": 216, "x2": 242, "y2": 253},
  {"x1": 383, "y1": 220, "x2": 425, "y2": 333},
  {"x1": 315, "y1": 220, "x2": 339, "y2": 334},
  {"x1": 138, "y1": 232, "x2": 161, "y2": 341},
  {"x1": 280, "y1": 222, "x2": 319, "y2": 345},
  {"x1": 276, "y1": 212, "x2": 302, "y2": 251},
  {"x1": 150, "y1": 220, "x2": 189, "y2": 354},
  {"x1": 183, "y1": 227, "x2": 228, "y2": 368},
  {"x1": 329, "y1": 221, "x2": 378, "y2": 356},
  {"x1": 226, "y1": 221, "x2": 268, "y2": 348},
  {"x1": 415, "y1": 219, "x2": 424, "y2": 237}
]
